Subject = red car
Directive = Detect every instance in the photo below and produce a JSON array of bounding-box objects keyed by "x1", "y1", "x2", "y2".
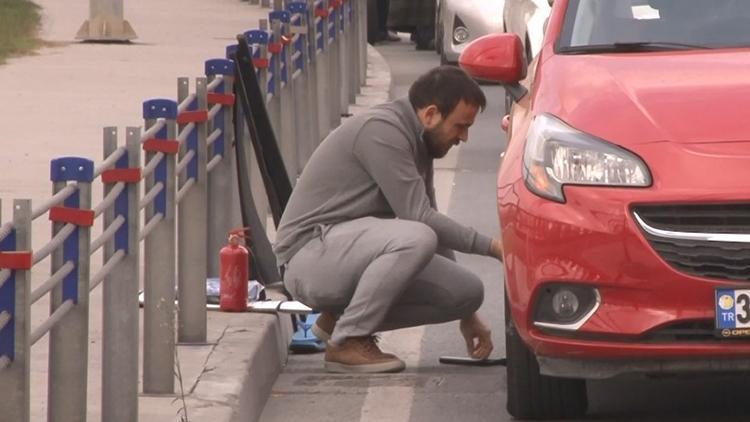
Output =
[{"x1": 460, "y1": 0, "x2": 750, "y2": 419}]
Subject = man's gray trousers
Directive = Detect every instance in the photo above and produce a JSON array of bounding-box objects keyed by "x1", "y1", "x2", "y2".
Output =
[{"x1": 283, "y1": 217, "x2": 485, "y2": 345}]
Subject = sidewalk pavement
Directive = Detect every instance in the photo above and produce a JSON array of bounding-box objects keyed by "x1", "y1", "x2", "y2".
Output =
[{"x1": 0, "y1": 0, "x2": 391, "y2": 421}]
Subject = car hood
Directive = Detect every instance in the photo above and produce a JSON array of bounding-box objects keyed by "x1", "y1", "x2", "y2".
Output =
[{"x1": 535, "y1": 49, "x2": 750, "y2": 145}]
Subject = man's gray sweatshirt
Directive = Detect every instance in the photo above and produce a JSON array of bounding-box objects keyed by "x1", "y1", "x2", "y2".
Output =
[{"x1": 273, "y1": 97, "x2": 494, "y2": 265}]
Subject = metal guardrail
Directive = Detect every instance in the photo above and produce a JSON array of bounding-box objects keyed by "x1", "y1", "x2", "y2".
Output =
[{"x1": 0, "y1": 0, "x2": 366, "y2": 421}]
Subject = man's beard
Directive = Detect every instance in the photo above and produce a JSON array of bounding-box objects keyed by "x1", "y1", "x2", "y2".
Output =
[{"x1": 423, "y1": 130, "x2": 449, "y2": 159}]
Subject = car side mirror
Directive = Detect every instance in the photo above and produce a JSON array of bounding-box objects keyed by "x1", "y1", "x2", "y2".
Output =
[
  {"x1": 459, "y1": 33, "x2": 529, "y2": 101},
  {"x1": 459, "y1": 33, "x2": 526, "y2": 84}
]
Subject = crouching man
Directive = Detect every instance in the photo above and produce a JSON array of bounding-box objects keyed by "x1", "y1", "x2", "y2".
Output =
[{"x1": 273, "y1": 66, "x2": 504, "y2": 373}]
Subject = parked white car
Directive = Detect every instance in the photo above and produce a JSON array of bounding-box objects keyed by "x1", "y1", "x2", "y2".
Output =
[
  {"x1": 503, "y1": 0, "x2": 552, "y2": 61},
  {"x1": 435, "y1": 0, "x2": 505, "y2": 64}
]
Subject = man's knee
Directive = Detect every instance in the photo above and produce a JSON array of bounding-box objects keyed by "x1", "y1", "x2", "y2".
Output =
[
  {"x1": 458, "y1": 272, "x2": 484, "y2": 316},
  {"x1": 393, "y1": 221, "x2": 438, "y2": 260}
]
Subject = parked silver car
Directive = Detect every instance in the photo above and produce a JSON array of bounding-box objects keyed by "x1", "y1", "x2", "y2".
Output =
[{"x1": 435, "y1": 0, "x2": 505, "y2": 64}]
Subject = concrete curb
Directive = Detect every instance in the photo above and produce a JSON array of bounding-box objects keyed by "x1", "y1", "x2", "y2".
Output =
[
  {"x1": 188, "y1": 310, "x2": 293, "y2": 422},
  {"x1": 161, "y1": 43, "x2": 392, "y2": 422}
]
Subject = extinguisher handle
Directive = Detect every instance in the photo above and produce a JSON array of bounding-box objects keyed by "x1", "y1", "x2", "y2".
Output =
[{"x1": 229, "y1": 226, "x2": 251, "y2": 237}]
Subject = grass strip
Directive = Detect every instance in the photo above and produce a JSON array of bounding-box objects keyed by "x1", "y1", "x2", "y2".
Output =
[{"x1": 0, "y1": 0, "x2": 42, "y2": 64}]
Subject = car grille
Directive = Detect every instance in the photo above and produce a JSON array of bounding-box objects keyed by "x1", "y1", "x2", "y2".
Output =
[{"x1": 633, "y1": 204, "x2": 750, "y2": 282}]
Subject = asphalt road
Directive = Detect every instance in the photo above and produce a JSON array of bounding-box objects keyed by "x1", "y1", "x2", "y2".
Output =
[
  {"x1": 258, "y1": 37, "x2": 750, "y2": 422},
  {"x1": 259, "y1": 35, "x2": 509, "y2": 422}
]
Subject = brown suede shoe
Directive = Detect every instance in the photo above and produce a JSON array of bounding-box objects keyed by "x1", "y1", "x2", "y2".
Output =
[
  {"x1": 311, "y1": 311, "x2": 336, "y2": 341},
  {"x1": 325, "y1": 336, "x2": 405, "y2": 373}
]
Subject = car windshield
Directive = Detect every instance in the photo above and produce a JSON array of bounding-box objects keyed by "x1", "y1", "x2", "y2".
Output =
[{"x1": 558, "y1": 0, "x2": 750, "y2": 52}]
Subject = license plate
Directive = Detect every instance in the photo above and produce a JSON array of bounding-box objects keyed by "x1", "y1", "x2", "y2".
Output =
[{"x1": 715, "y1": 289, "x2": 750, "y2": 338}]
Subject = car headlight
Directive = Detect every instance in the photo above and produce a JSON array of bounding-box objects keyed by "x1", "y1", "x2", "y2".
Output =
[{"x1": 523, "y1": 114, "x2": 652, "y2": 202}]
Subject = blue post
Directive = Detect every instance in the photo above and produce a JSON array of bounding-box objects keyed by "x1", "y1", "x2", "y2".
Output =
[
  {"x1": 0, "y1": 229, "x2": 18, "y2": 362},
  {"x1": 245, "y1": 29, "x2": 272, "y2": 96},
  {"x1": 48, "y1": 157, "x2": 94, "y2": 422},
  {"x1": 205, "y1": 59, "x2": 238, "y2": 279},
  {"x1": 102, "y1": 129, "x2": 142, "y2": 422},
  {"x1": 270, "y1": 8, "x2": 299, "y2": 181},
  {"x1": 142, "y1": 98, "x2": 178, "y2": 394},
  {"x1": 176, "y1": 76, "x2": 209, "y2": 344},
  {"x1": 0, "y1": 199, "x2": 32, "y2": 422}
]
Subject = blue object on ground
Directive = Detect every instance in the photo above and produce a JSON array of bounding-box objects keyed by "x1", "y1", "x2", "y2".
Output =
[{"x1": 290, "y1": 313, "x2": 326, "y2": 353}]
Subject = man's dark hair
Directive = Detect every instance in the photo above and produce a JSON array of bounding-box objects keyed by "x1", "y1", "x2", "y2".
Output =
[{"x1": 408, "y1": 66, "x2": 487, "y2": 117}]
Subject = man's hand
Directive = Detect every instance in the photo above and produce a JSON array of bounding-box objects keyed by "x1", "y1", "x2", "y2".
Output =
[
  {"x1": 460, "y1": 313, "x2": 493, "y2": 360},
  {"x1": 490, "y1": 238, "x2": 504, "y2": 262}
]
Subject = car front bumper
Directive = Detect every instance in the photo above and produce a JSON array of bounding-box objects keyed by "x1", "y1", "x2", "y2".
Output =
[
  {"x1": 500, "y1": 175, "x2": 750, "y2": 377},
  {"x1": 538, "y1": 355, "x2": 750, "y2": 379}
]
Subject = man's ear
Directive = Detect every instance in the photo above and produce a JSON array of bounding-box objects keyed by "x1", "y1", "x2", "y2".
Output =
[{"x1": 419, "y1": 105, "x2": 443, "y2": 129}]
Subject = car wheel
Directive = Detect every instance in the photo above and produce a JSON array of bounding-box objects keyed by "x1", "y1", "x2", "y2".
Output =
[{"x1": 505, "y1": 291, "x2": 588, "y2": 420}]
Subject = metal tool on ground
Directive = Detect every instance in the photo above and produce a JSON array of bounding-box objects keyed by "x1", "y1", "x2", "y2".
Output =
[{"x1": 439, "y1": 356, "x2": 507, "y2": 367}]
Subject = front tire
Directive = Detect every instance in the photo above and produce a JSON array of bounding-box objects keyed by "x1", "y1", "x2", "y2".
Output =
[{"x1": 505, "y1": 292, "x2": 588, "y2": 420}]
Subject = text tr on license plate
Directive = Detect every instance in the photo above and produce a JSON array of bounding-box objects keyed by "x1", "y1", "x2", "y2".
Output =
[{"x1": 716, "y1": 289, "x2": 750, "y2": 338}]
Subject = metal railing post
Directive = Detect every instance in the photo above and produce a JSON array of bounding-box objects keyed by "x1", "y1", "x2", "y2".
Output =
[
  {"x1": 327, "y1": 0, "x2": 342, "y2": 128},
  {"x1": 358, "y1": 0, "x2": 367, "y2": 87},
  {"x1": 237, "y1": 29, "x2": 269, "y2": 102},
  {"x1": 101, "y1": 128, "x2": 141, "y2": 422},
  {"x1": 142, "y1": 99, "x2": 178, "y2": 394},
  {"x1": 346, "y1": 0, "x2": 357, "y2": 103},
  {"x1": 314, "y1": 0, "x2": 332, "y2": 141},
  {"x1": 273, "y1": 3, "x2": 299, "y2": 181},
  {"x1": 177, "y1": 78, "x2": 209, "y2": 343},
  {"x1": 269, "y1": 0, "x2": 298, "y2": 181},
  {"x1": 265, "y1": 17, "x2": 283, "y2": 136},
  {"x1": 350, "y1": 0, "x2": 361, "y2": 96},
  {"x1": 336, "y1": 0, "x2": 350, "y2": 114},
  {"x1": 256, "y1": 26, "x2": 271, "y2": 103},
  {"x1": 303, "y1": 0, "x2": 322, "y2": 147},
  {"x1": 242, "y1": 29, "x2": 272, "y2": 228},
  {"x1": 287, "y1": 0, "x2": 316, "y2": 171},
  {"x1": 48, "y1": 157, "x2": 94, "y2": 422},
  {"x1": 0, "y1": 199, "x2": 32, "y2": 422},
  {"x1": 205, "y1": 59, "x2": 238, "y2": 278}
]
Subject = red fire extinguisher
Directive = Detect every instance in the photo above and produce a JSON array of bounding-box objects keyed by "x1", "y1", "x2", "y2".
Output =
[{"x1": 220, "y1": 228, "x2": 251, "y2": 312}]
